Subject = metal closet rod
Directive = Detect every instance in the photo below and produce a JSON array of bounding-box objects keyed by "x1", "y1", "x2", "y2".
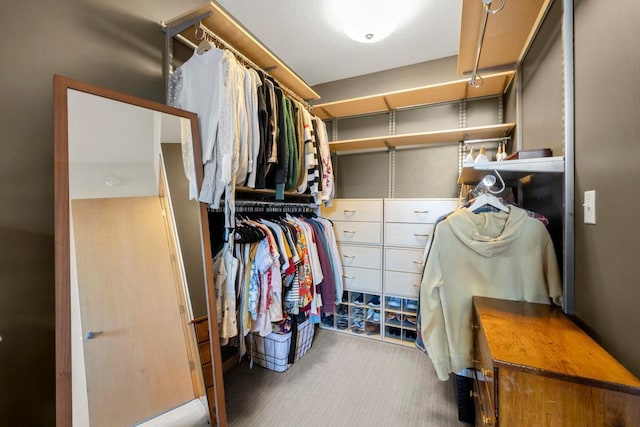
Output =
[
  {"x1": 463, "y1": 136, "x2": 511, "y2": 145},
  {"x1": 469, "y1": 0, "x2": 506, "y2": 88},
  {"x1": 177, "y1": 21, "x2": 313, "y2": 111}
]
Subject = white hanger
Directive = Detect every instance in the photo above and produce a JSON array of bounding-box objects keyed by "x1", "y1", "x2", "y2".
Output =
[
  {"x1": 468, "y1": 192, "x2": 509, "y2": 212},
  {"x1": 194, "y1": 24, "x2": 212, "y2": 55},
  {"x1": 467, "y1": 171, "x2": 509, "y2": 213}
]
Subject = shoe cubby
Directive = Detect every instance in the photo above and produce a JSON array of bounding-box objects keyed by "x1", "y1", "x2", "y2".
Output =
[
  {"x1": 383, "y1": 295, "x2": 419, "y2": 347},
  {"x1": 323, "y1": 290, "x2": 381, "y2": 339}
]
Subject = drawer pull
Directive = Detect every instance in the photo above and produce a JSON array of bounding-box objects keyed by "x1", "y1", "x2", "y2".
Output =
[
  {"x1": 342, "y1": 255, "x2": 356, "y2": 259},
  {"x1": 413, "y1": 233, "x2": 430, "y2": 237},
  {"x1": 343, "y1": 209, "x2": 356, "y2": 213},
  {"x1": 414, "y1": 210, "x2": 429, "y2": 214},
  {"x1": 412, "y1": 284, "x2": 420, "y2": 288},
  {"x1": 413, "y1": 261, "x2": 423, "y2": 265},
  {"x1": 470, "y1": 390, "x2": 479, "y2": 398},
  {"x1": 86, "y1": 330, "x2": 104, "y2": 340},
  {"x1": 482, "y1": 415, "x2": 496, "y2": 426},
  {"x1": 343, "y1": 230, "x2": 356, "y2": 234},
  {"x1": 343, "y1": 275, "x2": 355, "y2": 280},
  {"x1": 481, "y1": 368, "x2": 493, "y2": 378},
  {"x1": 472, "y1": 324, "x2": 480, "y2": 329}
]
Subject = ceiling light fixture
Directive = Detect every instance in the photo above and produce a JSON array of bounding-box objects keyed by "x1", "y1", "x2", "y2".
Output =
[{"x1": 328, "y1": 0, "x2": 417, "y2": 44}]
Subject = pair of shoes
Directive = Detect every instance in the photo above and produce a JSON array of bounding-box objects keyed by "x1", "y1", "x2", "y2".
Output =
[
  {"x1": 367, "y1": 308, "x2": 380, "y2": 322},
  {"x1": 337, "y1": 318, "x2": 349, "y2": 330},
  {"x1": 337, "y1": 304, "x2": 348, "y2": 316},
  {"x1": 367, "y1": 295, "x2": 380, "y2": 307},
  {"x1": 405, "y1": 330, "x2": 417, "y2": 341},
  {"x1": 352, "y1": 318, "x2": 365, "y2": 329},
  {"x1": 405, "y1": 299, "x2": 418, "y2": 311},
  {"x1": 386, "y1": 312, "x2": 402, "y2": 325},
  {"x1": 352, "y1": 293, "x2": 364, "y2": 305},
  {"x1": 365, "y1": 323, "x2": 380, "y2": 335},
  {"x1": 403, "y1": 316, "x2": 417, "y2": 327},
  {"x1": 387, "y1": 327, "x2": 401, "y2": 337},
  {"x1": 386, "y1": 297, "x2": 401, "y2": 308},
  {"x1": 321, "y1": 315, "x2": 334, "y2": 327}
]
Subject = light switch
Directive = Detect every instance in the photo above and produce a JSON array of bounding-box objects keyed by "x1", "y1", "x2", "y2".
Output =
[{"x1": 584, "y1": 190, "x2": 596, "y2": 224}]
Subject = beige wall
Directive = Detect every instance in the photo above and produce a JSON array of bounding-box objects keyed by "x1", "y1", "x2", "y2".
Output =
[{"x1": 573, "y1": 0, "x2": 640, "y2": 376}]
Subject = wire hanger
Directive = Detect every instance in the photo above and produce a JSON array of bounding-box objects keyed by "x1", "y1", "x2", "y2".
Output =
[{"x1": 468, "y1": 170, "x2": 509, "y2": 213}]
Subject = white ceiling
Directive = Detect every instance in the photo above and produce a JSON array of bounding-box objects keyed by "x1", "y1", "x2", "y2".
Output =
[{"x1": 216, "y1": 0, "x2": 462, "y2": 86}]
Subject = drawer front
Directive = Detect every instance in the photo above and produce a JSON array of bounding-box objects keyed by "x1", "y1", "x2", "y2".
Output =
[
  {"x1": 322, "y1": 199, "x2": 383, "y2": 222},
  {"x1": 384, "y1": 199, "x2": 457, "y2": 223},
  {"x1": 339, "y1": 244, "x2": 382, "y2": 270},
  {"x1": 193, "y1": 318, "x2": 209, "y2": 343},
  {"x1": 384, "y1": 248, "x2": 424, "y2": 274},
  {"x1": 342, "y1": 266, "x2": 382, "y2": 293},
  {"x1": 384, "y1": 270, "x2": 421, "y2": 298},
  {"x1": 385, "y1": 223, "x2": 435, "y2": 248},
  {"x1": 473, "y1": 313, "x2": 496, "y2": 425},
  {"x1": 334, "y1": 221, "x2": 382, "y2": 245}
]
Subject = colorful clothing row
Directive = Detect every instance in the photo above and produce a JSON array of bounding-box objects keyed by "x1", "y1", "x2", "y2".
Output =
[{"x1": 213, "y1": 215, "x2": 342, "y2": 357}]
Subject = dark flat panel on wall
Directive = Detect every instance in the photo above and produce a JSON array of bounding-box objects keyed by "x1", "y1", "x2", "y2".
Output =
[
  {"x1": 336, "y1": 152, "x2": 389, "y2": 198},
  {"x1": 394, "y1": 145, "x2": 460, "y2": 198},
  {"x1": 522, "y1": 0, "x2": 564, "y2": 155},
  {"x1": 574, "y1": 0, "x2": 640, "y2": 377}
]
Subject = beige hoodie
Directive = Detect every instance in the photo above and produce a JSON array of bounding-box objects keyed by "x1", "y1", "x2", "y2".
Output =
[{"x1": 420, "y1": 205, "x2": 562, "y2": 381}]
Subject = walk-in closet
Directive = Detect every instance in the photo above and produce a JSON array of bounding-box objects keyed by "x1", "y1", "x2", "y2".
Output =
[{"x1": 3, "y1": 0, "x2": 640, "y2": 425}]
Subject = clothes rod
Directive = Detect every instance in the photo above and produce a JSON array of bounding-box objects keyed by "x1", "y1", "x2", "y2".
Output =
[
  {"x1": 463, "y1": 136, "x2": 511, "y2": 144},
  {"x1": 197, "y1": 23, "x2": 313, "y2": 110},
  {"x1": 469, "y1": 0, "x2": 505, "y2": 88}
]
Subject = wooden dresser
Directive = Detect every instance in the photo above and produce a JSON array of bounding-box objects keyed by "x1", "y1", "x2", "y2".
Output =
[{"x1": 472, "y1": 296, "x2": 640, "y2": 426}]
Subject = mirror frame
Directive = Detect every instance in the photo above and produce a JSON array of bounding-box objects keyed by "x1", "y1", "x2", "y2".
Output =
[{"x1": 54, "y1": 75, "x2": 226, "y2": 426}]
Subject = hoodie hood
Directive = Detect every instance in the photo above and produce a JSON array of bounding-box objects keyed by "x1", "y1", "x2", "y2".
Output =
[{"x1": 447, "y1": 206, "x2": 528, "y2": 257}]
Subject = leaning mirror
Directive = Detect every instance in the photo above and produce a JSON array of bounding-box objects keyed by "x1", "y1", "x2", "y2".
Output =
[{"x1": 54, "y1": 76, "x2": 226, "y2": 426}]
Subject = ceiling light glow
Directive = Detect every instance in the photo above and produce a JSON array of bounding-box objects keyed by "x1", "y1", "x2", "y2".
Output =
[{"x1": 328, "y1": 0, "x2": 417, "y2": 43}]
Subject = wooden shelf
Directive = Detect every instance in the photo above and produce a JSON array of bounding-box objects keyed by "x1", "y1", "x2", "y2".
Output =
[
  {"x1": 313, "y1": 71, "x2": 515, "y2": 120},
  {"x1": 458, "y1": 156, "x2": 565, "y2": 185},
  {"x1": 163, "y1": 1, "x2": 319, "y2": 101},
  {"x1": 458, "y1": 0, "x2": 553, "y2": 75},
  {"x1": 329, "y1": 123, "x2": 515, "y2": 153}
]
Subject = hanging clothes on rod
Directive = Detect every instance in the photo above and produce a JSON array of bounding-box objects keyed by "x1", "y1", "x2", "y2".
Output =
[
  {"x1": 168, "y1": 25, "x2": 335, "y2": 221},
  {"x1": 212, "y1": 210, "x2": 342, "y2": 359}
]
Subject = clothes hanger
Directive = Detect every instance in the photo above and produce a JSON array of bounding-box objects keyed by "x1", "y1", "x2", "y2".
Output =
[
  {"x1": 468, "y1": 172, "x2": 509, "y2": 213},
  {"x1": 194, "y1": 23, "x2": 212, "y2": 55}
]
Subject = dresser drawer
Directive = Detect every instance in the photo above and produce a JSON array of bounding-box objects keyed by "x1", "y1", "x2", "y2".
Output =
[
  {"x1": 384, "y1": 223, "x2": 434, "y2": 248},
  {"x1": 384, "y1": 270, "x2": 421, "y2": 298},
  {"x1": 339, "y1": 244, "x2": 382, "y2": 270},
  {"x1": 334, "y1": 221, "x2": 382, "y2": 245},
  {"x1": 342, "y1": 266, "x2": 382, "y2": 293},
  {"x1": 322, "y1": 199, "x2": 383, "y2": 222},
  {"x1": 384, "y1": 248, "x2": 424, "y2": 274},
  {"x1": 384, "y1": 199, "x2": 457, "y2": 223}
]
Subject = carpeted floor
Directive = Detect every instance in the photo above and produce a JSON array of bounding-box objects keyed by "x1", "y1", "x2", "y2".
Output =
[{"x1": 223, "y1": 328, "x2": 468, "y2": 427}]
